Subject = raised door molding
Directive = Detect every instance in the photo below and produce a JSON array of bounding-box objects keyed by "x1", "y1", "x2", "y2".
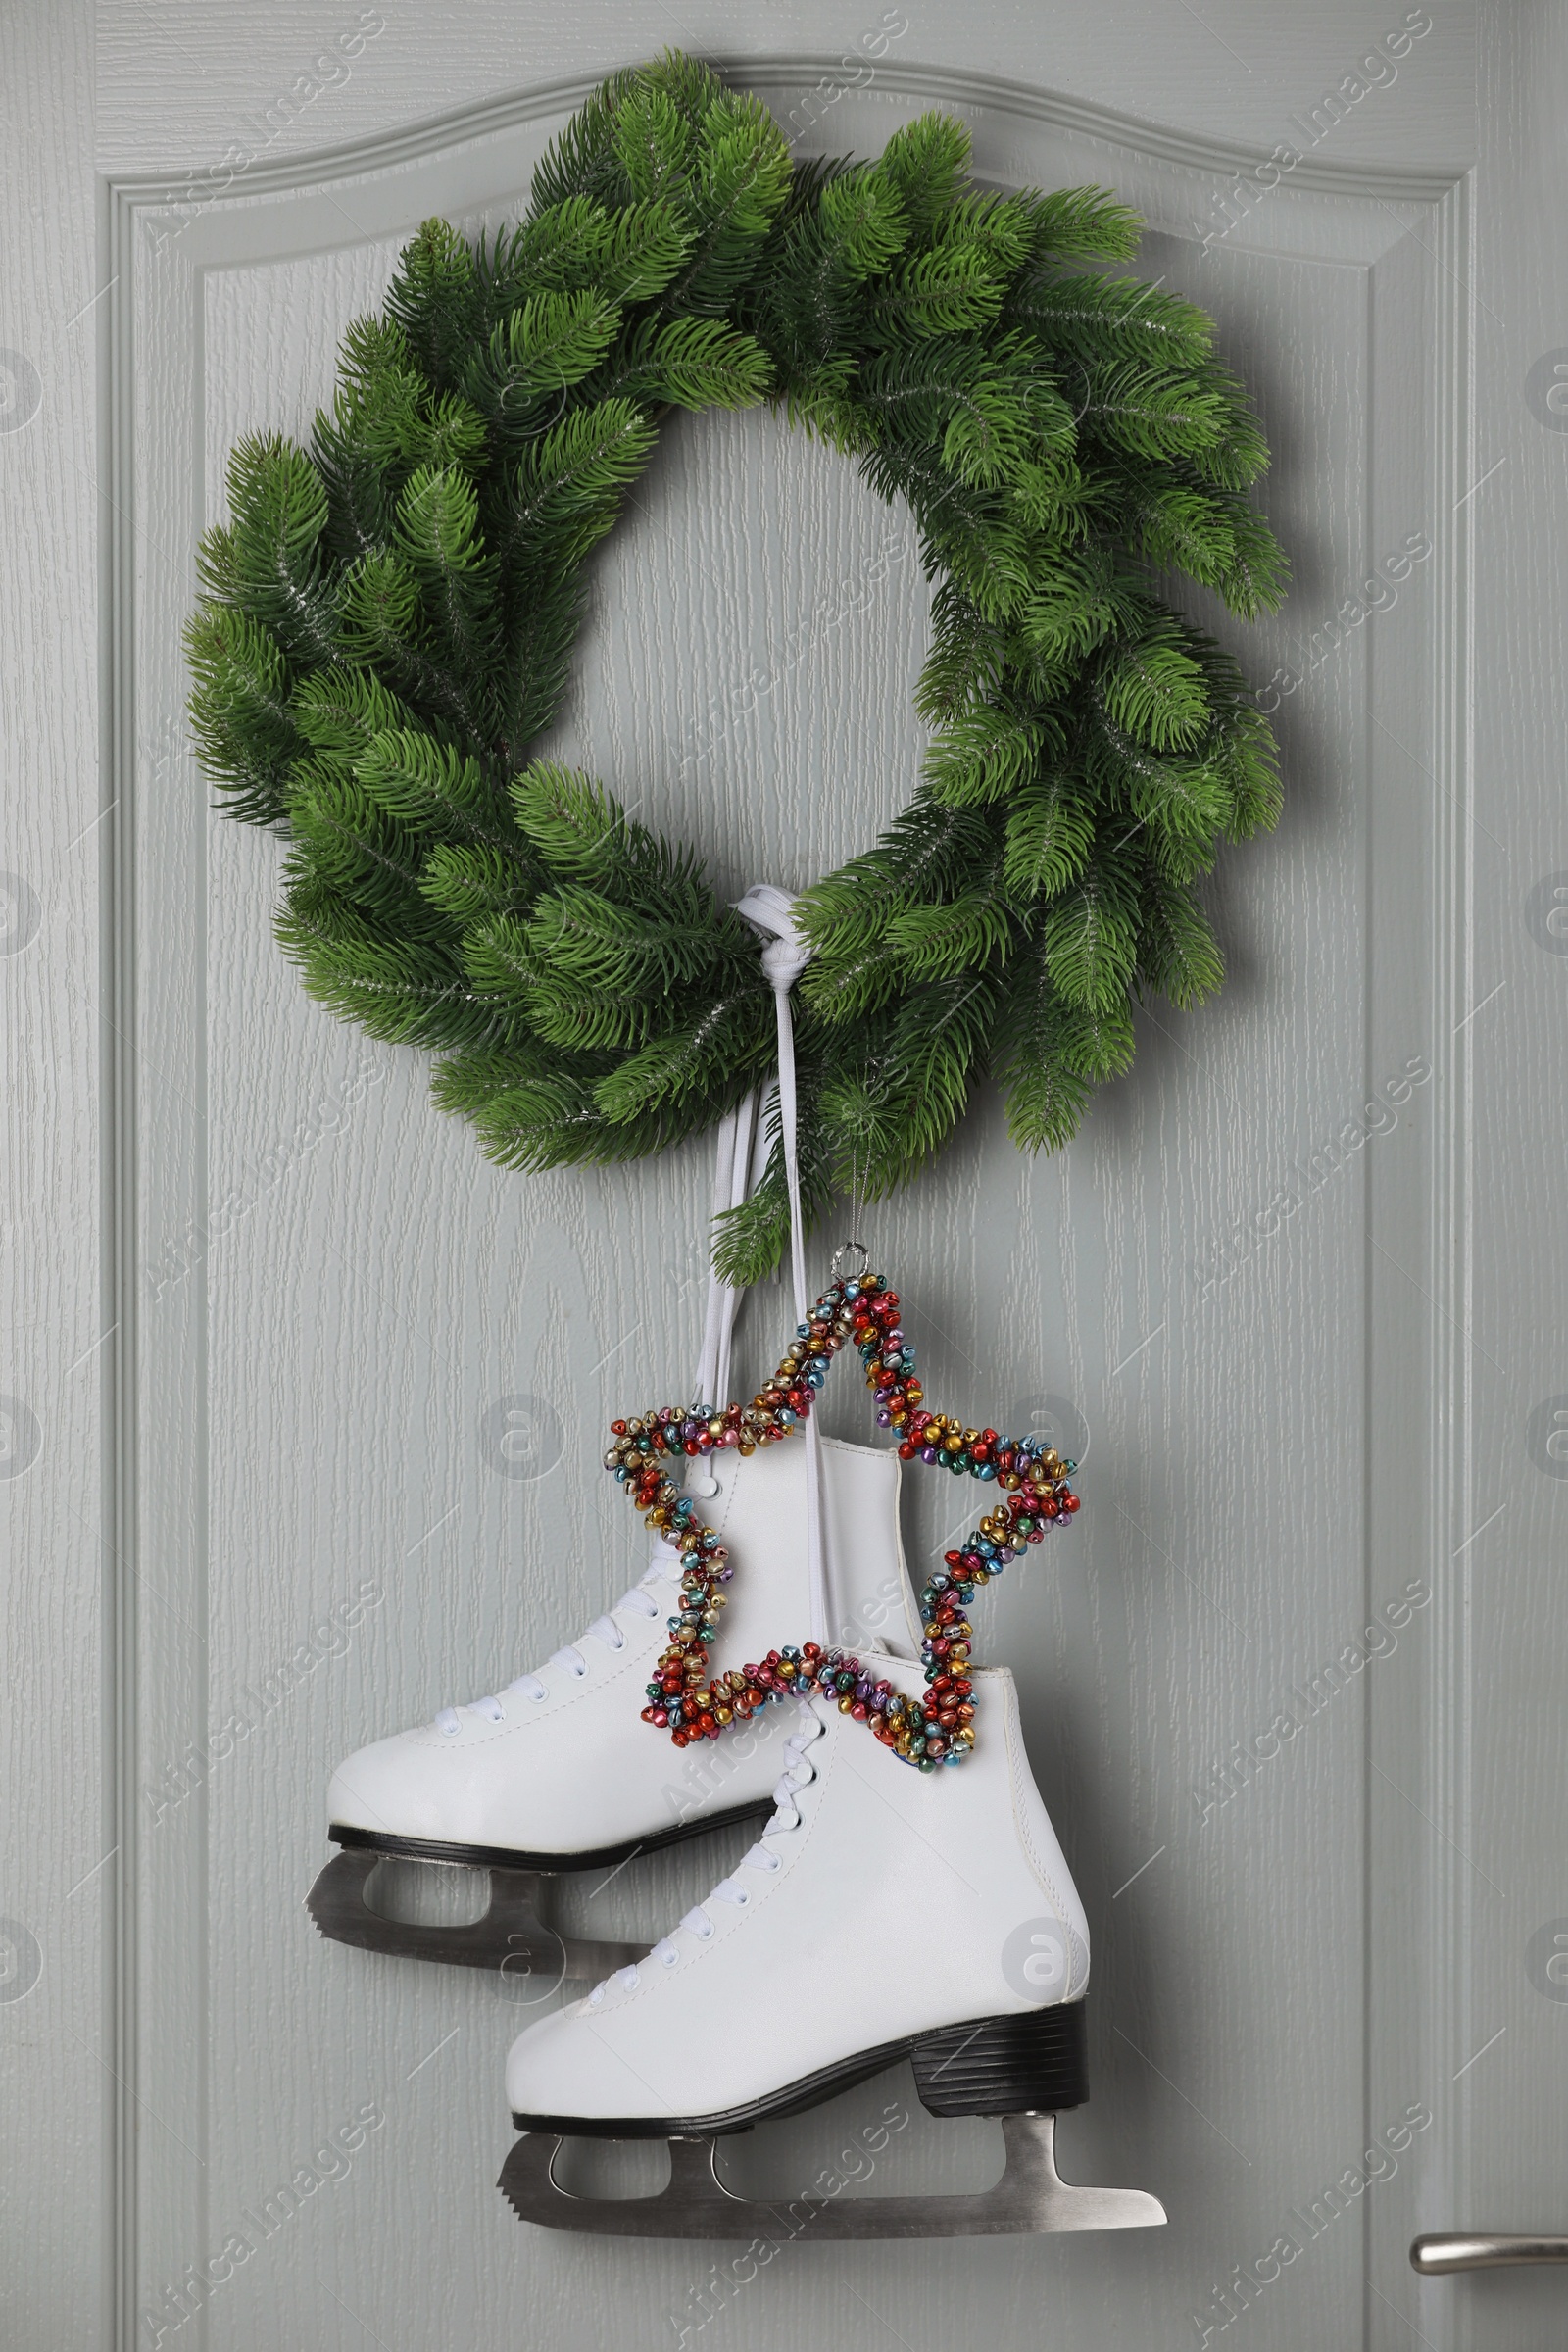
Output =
[{"x1": 103, "y1": 63, "x2": 1472, "y2": 2351}]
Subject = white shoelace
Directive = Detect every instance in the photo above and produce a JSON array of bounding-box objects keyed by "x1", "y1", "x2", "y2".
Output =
[
  {"x1": 433, "y1": 1557, "x2": 671, "y2": 1736},
  {"x1": 588, "y1": 1712, "x2": 825, "y2": 2000},
  {"x1": 731, "y1": 886, "x2": 827, "y2": 1649},
  {"x1": 687, "y1": 886, "x2": 815, "y2": 1500}
]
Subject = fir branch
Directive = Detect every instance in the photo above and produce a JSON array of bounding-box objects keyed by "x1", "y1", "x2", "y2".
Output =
[
  {"x1": 184, "y1": 607, "x2": 302, "y2": 828},
  {"x1": 421, "y1": 841, "x2": 538, "y2": 923},
  {"x1": 356, "y1": 727, "x2": 518, "y2": 847},
  {"x1": 663, "y1": 88, "x2": 793, "y2": 314},
  {"x1": 462, "y1": 289, "x2": 624, "y2": 445},
  {"x1": 886, "y1": 887, "x2": 1014, "y2": 982},
  {"x1": 1095, "y1": 616, "x2": 1213, "y2": 752},
  {"x1": 1005, "y1": 271, "x2": 1213, "y2": 368},
  {"x1": 202, "y1": 434, "x2": 340, "y2": 671},
  {"x1": 593, "y1": 315, "x2": 772, "y2": 411},
  {"x1": 1040, "y1": 847, "x2": 1142, "y2": 1011},
  {"x1": 592, "y1": 988, "x2": 775, "y2": 1122},
  {"x1": 1019, "y1": 185, "x2": 1143, "y2": 265},
  {"x1": 1002, "y1": 775, "x2": 1096, "y2": 901},
  {"x1": 383, "y1": 219, "x2": 482, "y2": 389},
  {"x1": 992, "y1": 946, "x2": 1094, "y2": 1151},
  {"x1": 1136, "y1": 868, "x2": 1224, "y2": 1007},
  {"x1": 922, "y1": 703, "x2": 1061, "y2": 806},
  {"x1": 498, "y1": 399, "x2": 659, "y2": 576},
  {"x1": 875, "y1": 113, "x2": 973, "y2": 241},
  {"x1": 478, "y1": 198, "x2": 691, "y2": 311}
]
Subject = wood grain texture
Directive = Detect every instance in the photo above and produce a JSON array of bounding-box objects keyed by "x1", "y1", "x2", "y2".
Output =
[
  {"x1": 1, "y1": 5, "x2": 1544, "y2": 2345},
  {"x1": 82, "y1": 18, "x2": 1568, "y2": 2352},
  {"x1": 121, "y1": 75, "x2": 1446, "y2": 2352},
  {"x1": 0, "y1": 4, "x2": 112, "y2": 2345},
  {"x1": 92, "y1": 0, "x2": 1480, "y2": 176}
]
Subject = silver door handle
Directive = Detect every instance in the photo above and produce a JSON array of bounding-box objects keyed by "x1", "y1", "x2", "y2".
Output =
[{"x1": 1411, "y1": 2233, "x2": 1568, "y2": 2274}]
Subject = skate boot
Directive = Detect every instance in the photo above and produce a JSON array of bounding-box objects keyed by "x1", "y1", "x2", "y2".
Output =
[
  {"x1": 499, "y1": 1658, "x2": 1165, "y2": 2239},
  {"x1": 307, "y1": 1427, "x2": 922, "y2": 1980}
]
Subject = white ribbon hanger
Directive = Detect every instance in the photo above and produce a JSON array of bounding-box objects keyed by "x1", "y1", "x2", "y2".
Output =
[{"x1": 728, "y1": 884, "x2": 827, "y2": 1648}]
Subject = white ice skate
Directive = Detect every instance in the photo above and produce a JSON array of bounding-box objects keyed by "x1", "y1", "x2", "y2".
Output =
[
  {"x1": 499, "y1": 1660, "x2": 1166, "y2": 2238},
  {"x1": 307, "y1": 1431, "x2": 921, "y2": 1980}
]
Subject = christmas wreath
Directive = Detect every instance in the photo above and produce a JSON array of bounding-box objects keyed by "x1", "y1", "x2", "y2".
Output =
[{"x1": 187, "y1": 50, "x2": 1285, "y2": 1282}]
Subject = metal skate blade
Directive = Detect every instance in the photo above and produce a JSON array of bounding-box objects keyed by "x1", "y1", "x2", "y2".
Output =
[
  {"x1": 305, "y1": 1849, "x2": 642, "y2": 1979},
  {"x1": 499, "y1": 2114, "x2": 1166, "y2": 2239}
]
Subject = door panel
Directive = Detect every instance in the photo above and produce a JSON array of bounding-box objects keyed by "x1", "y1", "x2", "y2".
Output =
[{"x1": 48, "y1": 9, "x2": 1556, "y2": 2350}]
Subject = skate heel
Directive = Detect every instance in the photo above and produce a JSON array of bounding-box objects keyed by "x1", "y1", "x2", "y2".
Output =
[{"x1": 911, "y1": 2000, "x2": 1089, "y2": 2117}]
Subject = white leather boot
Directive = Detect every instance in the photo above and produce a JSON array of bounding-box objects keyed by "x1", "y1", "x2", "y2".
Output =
[
  {"x1": 499, "y1": 1660, "x2": 1165, "y2": 2238},
  {"x1": 307, "y1": 1433, "x2": 921, "y2": 1977}
]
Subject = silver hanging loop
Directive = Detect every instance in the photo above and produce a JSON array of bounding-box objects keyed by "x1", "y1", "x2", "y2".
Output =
[{"x1": 831, "y1": 1239, "x2": 870, "y2": 1282}]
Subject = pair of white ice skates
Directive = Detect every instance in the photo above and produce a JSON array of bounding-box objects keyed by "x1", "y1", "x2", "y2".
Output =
[{"x1": 309, "y1": 1276, "x2": 1164, "y2": 2238}]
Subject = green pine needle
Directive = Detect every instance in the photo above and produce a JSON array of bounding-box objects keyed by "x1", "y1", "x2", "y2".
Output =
[
  {"x1": 184, "y1": 607, "x2": 302, "y2": 827},
  {"x1": 189, "y1": 53, "x2": 1287, "y2": 1280},
  {"x1": 1002, "y1": 776, "x2": 1096, "y2": 900},
  {"x1": 923, "y1": 703, "x2": 1060, "y2": 806},
  {"x1": 1041, "y1": 853, "x2": 1142, "y2": 1011},
  {"x1": 876, "y1": 114, "x2": 974, "y2": 238}
]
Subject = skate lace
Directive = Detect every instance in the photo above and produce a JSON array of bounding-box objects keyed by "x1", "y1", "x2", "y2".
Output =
[
  {"x1": 433, "y1": 1553, "x2": 675, "y2": 1736},
  {"x1": 587, "y1": 1712, "x2": 825, "y2": 2002}
]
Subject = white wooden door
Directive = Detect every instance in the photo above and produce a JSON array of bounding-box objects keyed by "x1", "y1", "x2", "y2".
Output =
[{"x1": 7, "y1": 5, "x2": 1566, "y2": 2347}]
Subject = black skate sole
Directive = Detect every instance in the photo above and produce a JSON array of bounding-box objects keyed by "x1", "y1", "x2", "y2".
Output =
[
  {"x1": 328, "y1": 1795, "x2": 774, "y2": 1875},
  {"x1": 512, "y1": 1999, "x2": 1090, "y2": 2135}
]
